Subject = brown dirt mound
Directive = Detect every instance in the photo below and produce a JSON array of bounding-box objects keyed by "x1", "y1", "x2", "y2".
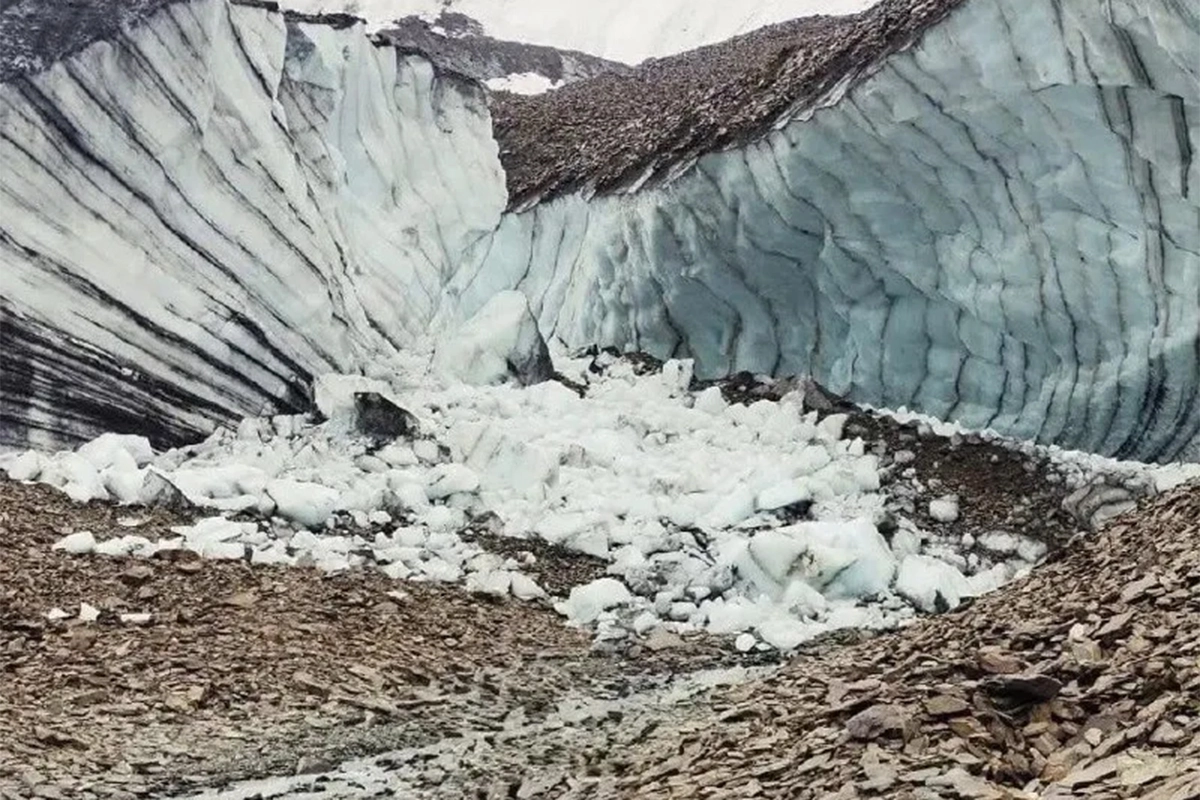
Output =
[{"x1": 490, "y1": 0, "x2": 965, "y2": 208}]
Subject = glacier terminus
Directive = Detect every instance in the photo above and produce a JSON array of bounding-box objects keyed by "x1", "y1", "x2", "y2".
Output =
[{"x1": 0, "y1": 0, "x2": 1198, "y2": 463}]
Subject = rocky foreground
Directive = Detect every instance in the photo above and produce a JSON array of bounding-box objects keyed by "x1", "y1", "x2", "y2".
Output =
[
  {"x1": 2, "y1": 455, "x2": 1199, "y2": 798},
  {"x1": 0, "y1": 478, "x2": 750, "y2": 800},
  {"x1": 595, "y1": 479, "x2": 1200, "y2": 799}
]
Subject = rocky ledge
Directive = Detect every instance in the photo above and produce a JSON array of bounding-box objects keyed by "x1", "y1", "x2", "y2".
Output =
[{"x1": 377, "y1": 11, "x2": 629, "y2": 90}]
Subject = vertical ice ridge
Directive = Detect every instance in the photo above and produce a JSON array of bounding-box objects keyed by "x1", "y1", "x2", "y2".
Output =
[
  {"x1": 463, "y1": 0, "x2": 1199, "y2": 462},
  {"x1": 1, "y1": 0, "x2": 507, "y2": 450}
]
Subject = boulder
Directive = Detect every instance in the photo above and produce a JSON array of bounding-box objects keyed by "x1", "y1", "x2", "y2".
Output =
[
  {"x1": 353, "y1": 393, "x2": 418, "y2": 441},
  {"x1": 312, "y1": 374, "x2": 388, "y2": 421},
  {"x1": 137, "y1": 470, "x2": 194, "y2": 512}
]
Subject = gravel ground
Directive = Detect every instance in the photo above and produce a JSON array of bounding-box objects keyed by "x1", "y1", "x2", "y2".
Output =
[
  {"x1": 196, "y1": 479, "x2": 1200, "y2": 799},
  {"x1": 0, "y1": 480, "x2": 755, "y2": 800},
  {"x1": 591, "y1": 479, "x2": 1200, "y2": 799}
]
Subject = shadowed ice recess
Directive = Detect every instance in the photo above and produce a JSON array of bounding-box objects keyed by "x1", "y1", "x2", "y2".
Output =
[{"x1": 1, "y1": 0, "x2": 1198, "y2": 461}]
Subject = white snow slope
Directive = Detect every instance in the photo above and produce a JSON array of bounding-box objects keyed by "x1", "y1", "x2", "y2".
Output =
[{"x1": 282, "y1": 0, "x2": 879, "y2": 64}]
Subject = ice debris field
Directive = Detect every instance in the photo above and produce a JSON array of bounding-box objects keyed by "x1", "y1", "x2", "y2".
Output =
[{"x1": 7, "y1": 300, "x2": 1199, "y2": 653}]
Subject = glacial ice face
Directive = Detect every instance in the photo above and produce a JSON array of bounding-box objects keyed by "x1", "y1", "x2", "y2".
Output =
[
  {"x1": 0, "y1": 0, "x2": 505, "y2": 448},
  {"x1": 2, "y1": 0, "x2": 1198, "y2": 463},
  {"x1": 451, "y1": 0, "x2": 1200, "y2": 461}
]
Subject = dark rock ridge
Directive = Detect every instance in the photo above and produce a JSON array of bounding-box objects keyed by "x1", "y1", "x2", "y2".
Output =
[
  {"x1": 377, "y1": 11, "x2": 630, "y2": 89},
  {"x1": 491, "y1": 0, "x2": 966, "y2": 209}
]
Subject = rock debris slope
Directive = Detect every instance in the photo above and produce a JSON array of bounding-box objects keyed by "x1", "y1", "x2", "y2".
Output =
[
  {"x1": 2, "y1": 0, "x2": 1199, "y2": 465},
  {"x1": 583, "y1": 478, "x2": 1200, "y2": 800},
  {"x1": 191, "y1": 478, "x2": 1200, "y2": 799},
  {"x1": 0, "y1": 479, "x2": 742, "y2": 799}
]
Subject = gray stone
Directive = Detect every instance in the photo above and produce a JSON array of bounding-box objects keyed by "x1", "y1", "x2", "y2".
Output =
[{"x1": 353, "y1": 393, "x2": 418, "y2": 442}]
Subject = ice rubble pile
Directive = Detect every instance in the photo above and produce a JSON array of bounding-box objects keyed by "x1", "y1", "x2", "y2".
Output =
[{"x1": 9, "y1": 324, "x2": 1191, "y2": 651}]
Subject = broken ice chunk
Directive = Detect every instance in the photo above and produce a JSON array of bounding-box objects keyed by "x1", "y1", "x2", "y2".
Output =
[{"x1": 53, "y1": 530, "x2": 97, "y2": 555}]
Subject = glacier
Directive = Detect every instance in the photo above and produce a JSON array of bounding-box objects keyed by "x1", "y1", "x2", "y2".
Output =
[
  {"x1": 1, "y1": 0, "x2": 1199, "y2": 462},
  {"x1": 1, "y1": 0, "x2": 505, "y2": 448},
  {"x1": 463, "y1": 0, "x2": 1200, "y2": 461}
]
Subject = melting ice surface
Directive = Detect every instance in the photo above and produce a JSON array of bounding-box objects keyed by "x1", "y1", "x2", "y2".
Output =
[{"x1": 9, "y1": 330, "x2": 1198, "y2": 653}]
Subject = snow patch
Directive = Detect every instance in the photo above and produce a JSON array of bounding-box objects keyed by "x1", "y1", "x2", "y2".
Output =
[
  {"x1": 53, "y1": 531, "x2": 97, "y2": 555},
  {"x1": 484, "y1": 71, "x2": 561, "y2": 94},
  {"x1": 895, "y1": 555, "x2": 971, "y2": 613}
]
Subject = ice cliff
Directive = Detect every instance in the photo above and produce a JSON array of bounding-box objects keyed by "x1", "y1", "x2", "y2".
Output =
[
  {"x1": 472, "y1": 0, "x2": 1200, "y2": 462},
  {"x1": 1, "y1": 0, "x2": 505, "y2": 447},
  {"x1": 2, "y1": 0, "x2": 1199, "y2": 462}
]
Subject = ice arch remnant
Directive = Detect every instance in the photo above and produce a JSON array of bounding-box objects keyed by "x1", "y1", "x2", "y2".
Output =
[{"x1": 1, "y1": 0, "x2": 1198, "y2": 464}]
